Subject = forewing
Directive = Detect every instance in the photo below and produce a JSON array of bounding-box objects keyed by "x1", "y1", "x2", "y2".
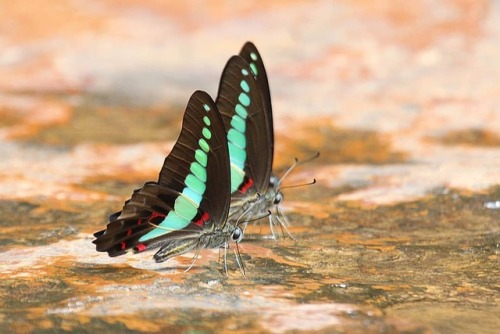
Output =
[
  {"x1": 93, "y1": 91, "x2": 230, "y2": 256},
  {"x1": 216, "y1": 55, "x2": 272, "y2": 193},
  {"x1": 239, "y1": 41, "x2": 274, "y2": 169}
]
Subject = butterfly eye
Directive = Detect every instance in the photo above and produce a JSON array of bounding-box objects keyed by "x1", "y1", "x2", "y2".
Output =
[
  {"x1": 231, "y1": 227, "x2": 244, "y2": 243},
  {"x1": 269, "y1": 176, "x2": 279, "y2": 188},
  {"x1": 273, "y1": 192, "x2": 283, "y2": 205}
]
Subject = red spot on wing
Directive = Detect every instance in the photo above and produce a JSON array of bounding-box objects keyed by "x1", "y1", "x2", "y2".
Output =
[
  {"x1": 137, "y1": 219, "x2": 143, "y2": 225},
  {"x1": 147, "y1": 211, "x2": 166, "y2": 224},
  {"x1": 121, "y1": 242, "x2": 126, "y2": 250},
  {"x1": 127, "y1": 229, "x2": 132, "y2": 236},
  {"x1": 239, "y1": 177, "x2": 254, "y2": 194},
  {"x1": 194, "y1": 211, "x2": 210, "y2": 227},
  {"x1": 135, "y1": 244, "x2": 147, "y2": 252},
  {"x1": 150, "y1": 212, "x2": 166, "y2": 220}
]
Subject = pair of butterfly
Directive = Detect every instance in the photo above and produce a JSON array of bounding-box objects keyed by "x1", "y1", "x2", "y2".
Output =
[{"x1": 93, "y1": 42, "x2": 294, "y2": 272}]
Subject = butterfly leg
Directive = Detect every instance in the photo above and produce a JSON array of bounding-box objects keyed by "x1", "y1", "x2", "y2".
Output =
[
  {"x1": 275, "y1": 206, "x2": 296, "y2": 241},
  {"x1": 184, "y1": 248, "x2": 201, "y2": 272},
  {"x1": 223, "y1": 241, "x2": 229, "y2": 275},
  {"x1": 268, "y1": 213, "x2": 277, "y2": 240},
  {"x1": 233, "y1": 241, "x2": 246, "y2": 278}
]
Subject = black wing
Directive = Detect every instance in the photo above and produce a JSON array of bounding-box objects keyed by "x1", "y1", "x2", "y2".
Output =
[
  {"x1": 215, "y1": 55, "x2": 272, "y2": 193},
  {"x1": 239, "y1": 41, "x2": 274, "y2": 156},
  {"x1": 93, "y1": 91, "x2": 230, "y2": 257}
]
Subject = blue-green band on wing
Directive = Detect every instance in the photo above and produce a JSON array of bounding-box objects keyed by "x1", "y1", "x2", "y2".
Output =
[{"x1": 93, "y1": 91, "x2": 231, "y2": 259}]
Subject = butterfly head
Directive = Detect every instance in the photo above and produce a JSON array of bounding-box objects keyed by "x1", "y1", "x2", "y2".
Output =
[
  {"x1": 269, "y1": 153, "x2": 320, "y2": 206},
  {"x1": 268, "y1": 174, "x2": 284, "y2": 206},
  {"x1": 231, "y1": 226, "x2": 244, "y2": 243}
]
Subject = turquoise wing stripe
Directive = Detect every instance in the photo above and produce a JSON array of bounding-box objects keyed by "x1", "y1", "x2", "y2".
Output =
[
  {"x1": 228, "y1": 142, "x2": 246, "y2": 166},
  {"x1": 238, "y1": 92, "x2": 250, "y2": 107},
  {"x1": 228, "y1": 129, "x2": 246, "y2": 149},
  {"x1": 249, "y1": 52, "x2": 259, "y2": 75},
  {"x1": 190, "y1": 162, "x2": 207, "y2": 182},
  {"x1": 230, "y1": 166, "x2": 245, "y2": 193},
  {"x1": 195, "y1": 149, "x2": 208, "y2": 167},
  {"x1": 230, "y1": 114, "x2": 246, "y2": 133},
  {"x1": 185, "y1": 174, "x2": 206, "y2": 195},
  {"x1": 182, "y1": 187, "x2": 203, "y2": 206},
  {"x1": 249, "y1": 63, "x2": 258, "y2": 75},
  {"x1": 229, "y1": 141, "x2": 246, "y2": 192},
  {"x1": 227, "y1": 73, "x2": 253, "y2": 192},
  {"x1": 140, "y1": 212, "x2": 190, "y2": 240},
  {"x1": 139, "y1": 103, "x2": 213, "y2": 242},
  {"x1": 172, "y1": 193, "x2": 198, "y2": 219},
  {"x1": 235, "y1": 104, "x2": 248, "y2": 118},
  {"x1": 202, "y1": 128, "x2": 212, "y2": 140},
  {"x1": 240, "y1": 80, "x2": 250, "y2": 93}
]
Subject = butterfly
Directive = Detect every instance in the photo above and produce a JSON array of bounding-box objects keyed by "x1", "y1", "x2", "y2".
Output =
[
  {"x1": 215, "y1": 42, "x2": 293, "y2": 238},
  {"x1": 92, "y1": 91, "x2": 243, "y2": 266}
]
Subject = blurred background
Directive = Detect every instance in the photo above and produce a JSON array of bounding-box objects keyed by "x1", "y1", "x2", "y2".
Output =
[{"x1": 0, "y1": 0, "x2": 498, "y2": 202}]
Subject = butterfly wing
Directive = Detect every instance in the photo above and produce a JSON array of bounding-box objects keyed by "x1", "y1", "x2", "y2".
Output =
[
  {"x1": 158, "y1": 91, "x2": 231, "y2": 228},
  {"x1": 239, "y1": 41, "x2": 274, "y2": 156},
  {"x1": 93, "y1": 91, "x2": 230, "y2": 257},
  {"x1": 215, "y1": 55, "x2": 272, "y2": 194}
]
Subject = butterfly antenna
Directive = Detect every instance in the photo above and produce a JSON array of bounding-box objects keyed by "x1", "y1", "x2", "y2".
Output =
[
  {"x1": 300, "y1": 151, "x2": 320, "y2": 165},
  {"x1": 278, "y1": 152, "x2": 320, "y2": 186},
  {"x1": 279, "y1": 178, "x2": 317, "y2": 191},
  {"x1": 278, "y1": 158, "x2": 299, "y2": 185}
]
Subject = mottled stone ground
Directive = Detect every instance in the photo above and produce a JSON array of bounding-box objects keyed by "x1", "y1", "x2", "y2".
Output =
[{"x1": 0, "y1": 1, "x2": 498, "y2": 333}]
